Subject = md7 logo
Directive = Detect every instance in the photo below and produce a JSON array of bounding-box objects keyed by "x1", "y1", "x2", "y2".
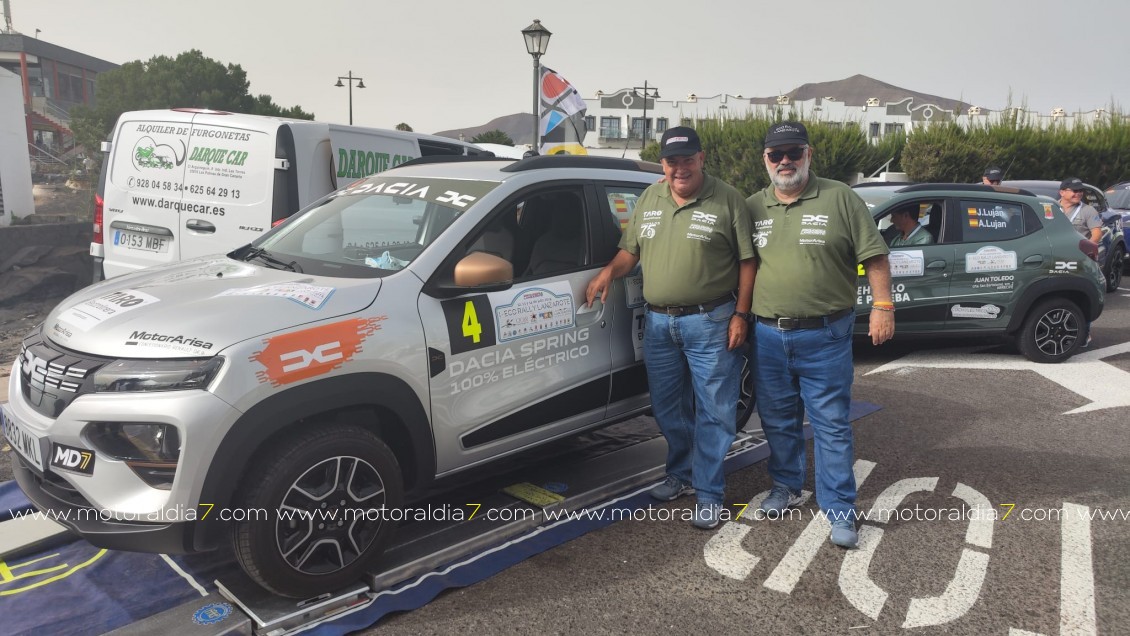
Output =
[
  {"x1": 691, "y1": 211, "x2": 718, "y2": 225},
  {"x1": 802, "y1": 214, "x2": 829, "y2": 225},
  {"x1": 1054, "y1": 261, "x2": 1078, "y2": 271}
]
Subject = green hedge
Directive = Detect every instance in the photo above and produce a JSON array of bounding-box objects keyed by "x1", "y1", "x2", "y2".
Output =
[{"x1": 638, "y1": 112, "x2": 1127, "y2": 195}]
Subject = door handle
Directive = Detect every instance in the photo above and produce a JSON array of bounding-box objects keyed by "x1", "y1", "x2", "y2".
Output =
[
  {"x1": 925, "y1": 260, "x2": 947, "y2": 270},
  {"x1": 576, "y1": 298, "x2": 605, "y2": 323},
  {"x1": 1022, "y1": 254, "x2": 1045, "y2": 265},
  {"x1": 186, "y1": 219, "x2": 216, "y2": 234}
]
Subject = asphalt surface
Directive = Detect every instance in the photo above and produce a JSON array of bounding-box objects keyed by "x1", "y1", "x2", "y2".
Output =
[
  {"x1": 365, "y1": 291, "x2": 1130, "y2": 635},
  {"x1": 2, "y1": 291, "x2": 1128, "y2": 635}
]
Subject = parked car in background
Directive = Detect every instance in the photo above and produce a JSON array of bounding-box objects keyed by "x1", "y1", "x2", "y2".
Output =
[
  {"x1": 1105, "y1": 181, "x2": 1130, "y2": 232},
  {"x1": 1001, "y1": 180, "x2": 1125, "y2": 291},
  {"x1": 852, "y1": 182, "x2": 1105, "y2": 363}
]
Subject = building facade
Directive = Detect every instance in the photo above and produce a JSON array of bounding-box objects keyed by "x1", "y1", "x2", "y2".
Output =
[{"x1": 0, "y1": 33, "x2": 117, "y2": 163}]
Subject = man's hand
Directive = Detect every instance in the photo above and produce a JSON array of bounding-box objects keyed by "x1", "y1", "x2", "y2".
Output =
[
  {"x1": 727, "y1": 315, "x2": 748, "y2": 350},
  {"x1": 585, "y1": 271, "x2": 612, "y2": 307},
  {"x1": 868, "y1": 310, "x2": 894, "y2": 345}
]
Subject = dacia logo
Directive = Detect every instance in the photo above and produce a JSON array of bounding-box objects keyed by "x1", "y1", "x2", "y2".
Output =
[
  {"x1": 50, "y1": 443, "x2": 96, "y2": 475},
  {"x1": 279, "y1": 342, "x2": 344, "y2": 373},
  {"x1": 801, "y1": 214, "x2": 829, "y2": 225},
  {"x1": 691, "y1": 211, "x2": 718, "y2": 224},
  {"x1": 1054, "y1": 261, "x2": 1078, "y2": 271}
]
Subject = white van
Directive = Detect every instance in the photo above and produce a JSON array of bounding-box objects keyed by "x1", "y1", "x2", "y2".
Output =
[{"x1": 92, "y1": 108, "x2": 484, "y2": 278}]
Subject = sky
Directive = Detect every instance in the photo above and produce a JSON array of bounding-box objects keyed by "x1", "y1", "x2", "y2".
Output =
[{"x1": 8, "y1": 0, "x2": 1130, "y2": 135}]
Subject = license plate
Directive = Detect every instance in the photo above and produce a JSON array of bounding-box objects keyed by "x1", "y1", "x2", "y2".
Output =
[
  {"x1": 1, "y1": 405, "x2": 45, "y2": 471},
  {"x1": 113, "y1": 229, "x2": 169, "y2": 253}
]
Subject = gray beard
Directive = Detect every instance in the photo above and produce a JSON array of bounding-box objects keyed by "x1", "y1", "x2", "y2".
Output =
[{"x1": 770, "y1": 162, "x2": 810, "y2": 192}]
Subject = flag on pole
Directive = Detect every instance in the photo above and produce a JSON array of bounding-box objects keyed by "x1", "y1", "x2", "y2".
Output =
[{"x1": 538, "y1": 66, "x2": 588, "y2": 155}]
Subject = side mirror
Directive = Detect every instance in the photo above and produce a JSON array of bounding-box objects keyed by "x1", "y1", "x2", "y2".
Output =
[{"x1": 454, "y1": 252, "x2": 514, "y2": 286}]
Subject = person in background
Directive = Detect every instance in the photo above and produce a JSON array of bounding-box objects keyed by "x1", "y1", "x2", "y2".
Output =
[
  {"x1": 746, "y1": 121, "x2": 894, "y2": 549},
  {"x1": 982, "y1": 167, "x2": 1003, "y2": 185},
  {"x1": 888, "y1": 204, "x2": 934, "y2": 247},
  {"x1": 586, "y1": 126, "x2": 756, "y2": 530},
  {"x1": 1058, "y1": 176, "x2": 1102, "y2": 347}
]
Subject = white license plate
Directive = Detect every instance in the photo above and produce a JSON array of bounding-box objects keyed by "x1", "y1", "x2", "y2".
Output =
[
  {"x1": 1, "y1": 405, "x2": 44, "y2": 471},
  {"x1": 113, "y1": 229, "x2": 170, "y2": 253}
]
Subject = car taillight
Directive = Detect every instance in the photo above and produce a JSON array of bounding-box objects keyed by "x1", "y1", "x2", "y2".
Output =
[
  {"x1": 92, "y1": 193, "x2": 104, "y2": 244},
  {"x1": 1078, "y1": 238, "x2": 1098, "y2": 261}
]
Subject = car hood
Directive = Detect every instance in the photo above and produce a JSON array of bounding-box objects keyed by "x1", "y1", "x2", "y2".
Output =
[{"x1": 44, "y1": 257, "x2": 381, "y2": 357}]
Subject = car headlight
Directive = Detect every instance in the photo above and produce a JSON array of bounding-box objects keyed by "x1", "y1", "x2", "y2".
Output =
[{"x1": 93, "y1": 357, "x2": 224, "y2": 393}]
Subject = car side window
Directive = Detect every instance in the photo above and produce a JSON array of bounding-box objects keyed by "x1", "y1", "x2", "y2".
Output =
[
  {"x1": 1083, "y1": 189, "x2": 1108, "y2": 213},
  {"x1": 956, "y1": 199, "x2": 1025, "y2": 243},
  {"x1": 876, "y1": 198, "x2": 943, "y2": 245},
  {"x1": 599, "y1": 186, "x2": 644, "y2": 261}
]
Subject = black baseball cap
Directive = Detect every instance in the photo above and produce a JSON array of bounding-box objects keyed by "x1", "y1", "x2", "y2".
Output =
[
  {"x1": 764, "y1": 121, "x2": 809, "y2": 148},
  {"x1": 983, "y1": 167, "x2": 1003, "y2": 181},
  {"x1": 658, "y1": 126, "x2": 702, "y2": 159},
  {"x1": 1060, "y1": 177, "x2": 1085, "y2": 191}
]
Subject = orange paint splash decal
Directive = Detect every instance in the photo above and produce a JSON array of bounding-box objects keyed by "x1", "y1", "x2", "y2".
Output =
[{"x1": 250, "y1": 317, "x2": 386, "y2": 386}]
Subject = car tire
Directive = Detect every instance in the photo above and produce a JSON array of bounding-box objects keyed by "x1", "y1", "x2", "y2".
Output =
[
  {"x1": 232, "y1": 422, "x2": 403, "y2": 599},
  {"x1": 1016, "y1": 298, "x2": 1085, "y2": 363},
  {"x1": 736, "y1": 341, "x2": 756, "y2": 430},
  {"x1": 1105, "y1": 245, "x2": 1124, "y2": 292}
]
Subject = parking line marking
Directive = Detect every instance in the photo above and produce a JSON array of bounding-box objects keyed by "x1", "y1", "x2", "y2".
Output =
[
  {"x1": 703, "y1": 522, "x2": 759, "y2": 580},
  {"x1": 952, "y1": 482, "x2": 994, "y2": 549},
  {"x1": 763, "y1": 460, "x2": 876, "y2": 594},
  {"x1": 902, "y1": 548, "x2": 990, "y2": 628},
  {"x1": 839, "y1": 525, "x2": 886, "y2": 619},
  {"x1": 1061, "y1": 502, "x2": 1096, "y2": 636},
  {"x1": 865, "y1": 477, "x2": 938, "y2": 522},
  {"x1": 159, "y1": 554, "x2": 207, "y2": 597}
]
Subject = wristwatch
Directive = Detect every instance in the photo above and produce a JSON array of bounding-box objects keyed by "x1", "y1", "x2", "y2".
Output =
[{"x1": 733, "y1": 311, "x2": 753, "y2": 321}]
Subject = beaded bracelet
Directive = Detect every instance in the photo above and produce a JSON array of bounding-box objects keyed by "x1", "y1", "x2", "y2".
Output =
[{"x1": 871, "y1": 305, "x2": 895, "y2": 312}]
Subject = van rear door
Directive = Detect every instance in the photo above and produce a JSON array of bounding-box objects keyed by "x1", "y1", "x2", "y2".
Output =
[
  {"x1": 102, "y1": 112, "x2": 194, "y2": 277},
  {"x1": 178, "y1": 112, "x2": 280, "y2": 261}
]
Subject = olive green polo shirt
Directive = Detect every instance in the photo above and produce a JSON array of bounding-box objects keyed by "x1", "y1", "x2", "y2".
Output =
[
  {"x1": 620, "y1": 174, "x2": 755, "y2": 307},
  {"x1": 746, "y1": 174, "x2": 888, "y2": 318}
]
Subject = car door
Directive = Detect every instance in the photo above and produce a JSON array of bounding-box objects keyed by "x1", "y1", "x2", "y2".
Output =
[
  {"x1": 857, "y1": 197, "x2": 955, "y2": 332},
  {"x1": 597, "y1": 183, "x2": 651, "y2": 418},
  {"x1": 945, "y1": 197, "x2": 1051, "y2": 330},
  {"x1": 418, "y1": 183, "x2": 616, "y2": 474}
]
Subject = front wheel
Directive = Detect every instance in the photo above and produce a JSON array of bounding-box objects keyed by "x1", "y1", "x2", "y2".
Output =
[
  {"x1": 232, "y1": 423, "x2": 403, "y2": 598},
  {"x1": 1016, "y1": 298, "x2": 1084, "y2": 363}
]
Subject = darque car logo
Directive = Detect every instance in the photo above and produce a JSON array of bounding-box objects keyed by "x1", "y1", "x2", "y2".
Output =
[{"x1": 132, "y1": 136, "x2": 186, "y2": 171}]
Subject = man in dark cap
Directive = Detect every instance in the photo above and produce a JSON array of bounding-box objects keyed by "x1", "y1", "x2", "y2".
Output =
[
  {"x1": 586, "y1": 126, "x2": 755, "y2": 529},
  {"x1": 982, "y1": 167, "x2": 1003, "y2": 185},
  {"x1": 746, "y1": 121, "x2": 893, "y2": 549},
  {"x1": 1058, "y1": 177, "x2": 1102, "y2": 243}
]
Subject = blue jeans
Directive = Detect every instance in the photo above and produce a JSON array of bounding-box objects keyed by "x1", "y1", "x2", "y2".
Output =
[
  {"x1": 754, "y1": 311, "x2": 857, "y2": 521},
  {"x1": 643, "y1": 300, "x2": 740, "y2": 505}
]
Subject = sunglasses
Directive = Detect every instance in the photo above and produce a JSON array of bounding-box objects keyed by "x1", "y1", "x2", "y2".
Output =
[{"x1": 765, "y1": 146, "x2": 807, "y2": 163}]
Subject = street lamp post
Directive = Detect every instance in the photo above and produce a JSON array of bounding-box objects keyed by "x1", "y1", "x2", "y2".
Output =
[
  {"x1": 334, "y1": 71, "x2": 366, "y2": 125},
  {"x1": 632, "y1": 82, "x2": 660, "y2": 149},
  {"x1": 521, "y1": 19, "x2": 552, "y2": 152}
]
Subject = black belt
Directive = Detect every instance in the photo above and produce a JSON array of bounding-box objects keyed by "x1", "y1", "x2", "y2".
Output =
[
  {"x1": 647, "y1": 293, "x2": 734, "y2": 317},
  {"x1": 756, "y1": 307, "x2": 853, "y2": 330}
]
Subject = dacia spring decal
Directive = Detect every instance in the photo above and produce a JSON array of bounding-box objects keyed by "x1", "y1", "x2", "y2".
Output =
[{"x1": 250, "y1": 317, "x2": 386, "y2": 386}]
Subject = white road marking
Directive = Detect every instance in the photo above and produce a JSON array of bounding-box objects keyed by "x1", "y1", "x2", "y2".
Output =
[
  {"x1": 160, "y1": 553, "x2": 208, "y2": 596},
  {"x1": 865, "y1": 477, "x2": 938, "y2": 523},
  {"x1": 703, "y1": 522, "x2": 760, "y2": 580},
  {"x1": 839, "y1": 525, "x2": 887, "y2": 620},
  {"x1": 1061, "y1": 502, "x2": 1097, "y2": 636},
  {"x1": 763, "y1": 460, "x2": 876, "y2": 594},
  {"x1": 1009, "y1": 630, "x2": 1047, "y2": 636},
  {"x1": 866, "y1": 343, "x2": 1130, "y2": 414},
  {"x1": 703, "y1": 489, "x2": 811, "y2": 580},
  {"x1": 952, "y1": 482, "x2": 994, "y2": 549},
  {"x1": 902, "y1": 548, "x2": 990, "y2": 628}
]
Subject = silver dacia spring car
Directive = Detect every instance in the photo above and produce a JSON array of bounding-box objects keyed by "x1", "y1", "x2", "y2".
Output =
[{"x1": 2, "y1": 155, "x2": 754, "y2": 598}]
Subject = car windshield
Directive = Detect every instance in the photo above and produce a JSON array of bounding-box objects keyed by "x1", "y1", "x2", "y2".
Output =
[
  {"x1": 1107, "y1": 187, "x2": 1130, "y2": 209},
  {"x1": 852, "y1": 186, "x2": 904, "y2": 210},
  {"x1": 248, "y1": 176, "x2": 499, "y2": 278}
]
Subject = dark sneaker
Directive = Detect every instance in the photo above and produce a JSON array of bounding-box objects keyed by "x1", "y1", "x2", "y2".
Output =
[
  {"x1": 649, "y1": 475, "x2": 694, "y2": 501},
  {"x1": 693, "y1": 503, "x2": 723, "y2": 529},
  {"x1": 830, "y1": 519, "x2": 859, "y2": 549},
  {"x1": 760, "y1": 485, "x2": 803, "y2": 515}
]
